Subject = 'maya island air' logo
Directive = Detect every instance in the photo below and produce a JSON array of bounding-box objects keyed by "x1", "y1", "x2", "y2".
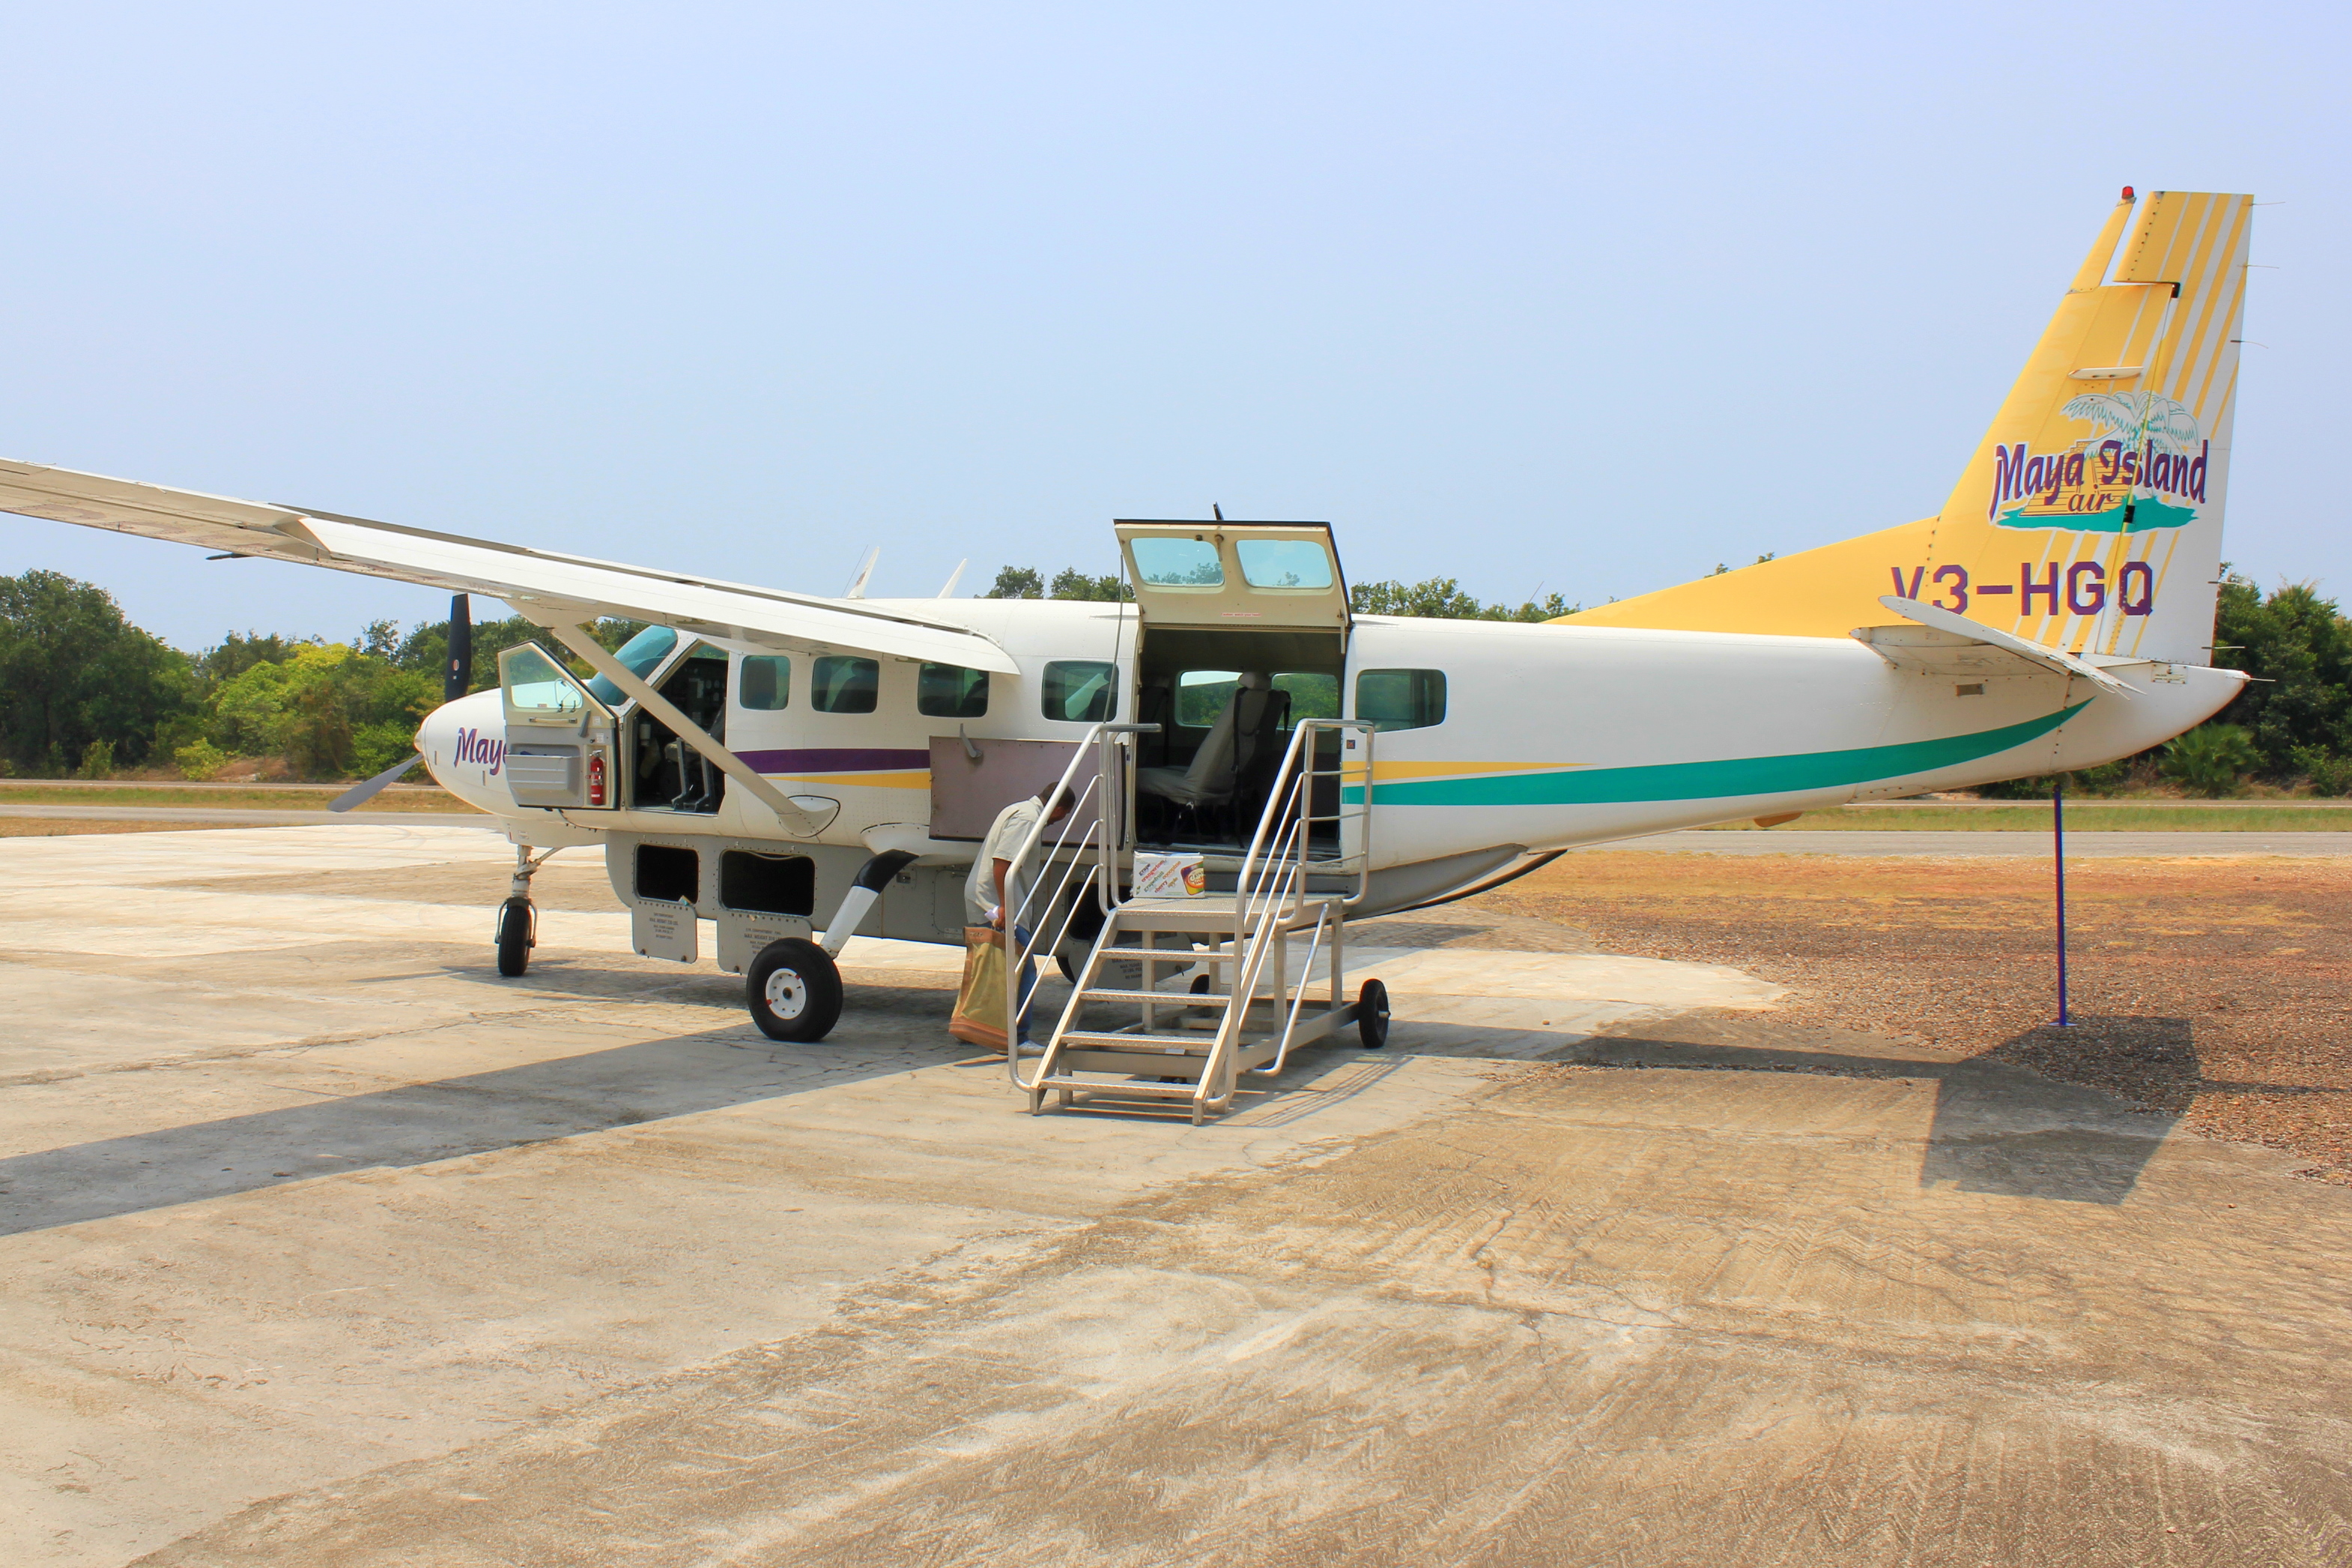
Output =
[{"x1": 1986, "y1": 392, "x2": 2210, "y2": 532}]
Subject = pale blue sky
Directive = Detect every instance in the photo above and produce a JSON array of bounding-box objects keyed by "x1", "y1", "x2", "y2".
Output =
[{"x1": 1, "y1": 2, "x2": 2342, "y2": 650}]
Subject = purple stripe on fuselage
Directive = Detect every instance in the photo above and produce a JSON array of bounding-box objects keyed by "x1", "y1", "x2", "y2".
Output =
[{"x1": 735, "y1": 747, "x2": 933, "y2": 774}]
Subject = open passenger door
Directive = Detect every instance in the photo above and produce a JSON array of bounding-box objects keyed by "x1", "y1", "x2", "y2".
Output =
[{"x1": 1114, "y1": 520, "x2": 1354, "y2": 854}]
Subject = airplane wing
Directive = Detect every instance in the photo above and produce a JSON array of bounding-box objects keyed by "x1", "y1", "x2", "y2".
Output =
[
  {"x1": 0, "y1": 457, "x2": 1018, "y2": 672},
  {"x1": 1853, "y1": 596, "x2": 2133, "y2": 698}
]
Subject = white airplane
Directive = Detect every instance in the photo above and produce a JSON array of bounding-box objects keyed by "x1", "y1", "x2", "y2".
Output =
[{"x1": 0, "y1": 188, "x2": 2251, "y2": 1087}]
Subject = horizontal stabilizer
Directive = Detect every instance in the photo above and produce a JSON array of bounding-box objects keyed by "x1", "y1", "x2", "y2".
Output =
[
  {"x1": 0, "y1": 458, "x2": 1017, "y2": 672},
  {"x1": 1857, "y1": 596, "x2": 2134, "y2": 698}
]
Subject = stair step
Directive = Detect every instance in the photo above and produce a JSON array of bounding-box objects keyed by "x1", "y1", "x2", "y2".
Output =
[
  {"x1": 1080, "y1": 988, "x2": 1229, "y2": 1006},
  {"x1": 1037, "y1": 1076, "x2": 1202, "y2": 1100},
  {"x1": 1057, "y1": 1029, "x2": 1212, "y2": 1051},
  {"x1": 1098, "y1": 946, "x2": 1229, "y2": 961}
]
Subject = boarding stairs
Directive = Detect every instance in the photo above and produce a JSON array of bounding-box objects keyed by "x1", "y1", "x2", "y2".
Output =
[{"x1": 1004, "y1": 718, "x2": 1380, "y2": 1124}]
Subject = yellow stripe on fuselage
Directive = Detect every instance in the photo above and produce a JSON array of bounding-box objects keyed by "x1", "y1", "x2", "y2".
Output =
[
  {"x1": 763, "y1": 771, "x2": 934, "y2": 790},
  {"x1": 1370, "y1": 759, "x2": 1588, "y2": 782}
]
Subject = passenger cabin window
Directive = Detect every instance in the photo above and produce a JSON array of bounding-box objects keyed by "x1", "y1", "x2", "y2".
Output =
[
  {"x1": 1177, "y1": 669, "x2": 1338, "y2": 729},
  {"x1": 1042, "y1": 660, "x2": 1118, "y2": 723},
  {"x1": 1235, "y1": 538, "x2": 1334, "y2": 589},
  {"x1": 810, "y1": 655, "x2": 879, "y2": 714},
  {"x1": 1129, "y1": 537, "x2": 1223, "y2": 588},
  {"x1": 505, "y1": 645, "x2": 587, "y2": 717},
  {"x1": 1356, "y1": 668, "x2": 1447, "y2": 732},
  {"x1": 1274, "y1": 672, "x2": 1339, "y2": 726},
  {"x1": 739, "y1": 655, "x2": 790, "y2": 711},
  {"x1": 1175, "y1": 669, "x2": 1241, "y2": 727},
  {"x1": 585, "y1": 625, "x2": 679, "y2": 705},
  {"x1": 917, "y1": 663, "x2": 989, "y2": 718}
]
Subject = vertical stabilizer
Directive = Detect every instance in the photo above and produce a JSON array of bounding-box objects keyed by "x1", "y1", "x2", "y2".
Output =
[{"x1": 1562, "y1": 189, "x2": 2253, "y2": 665}]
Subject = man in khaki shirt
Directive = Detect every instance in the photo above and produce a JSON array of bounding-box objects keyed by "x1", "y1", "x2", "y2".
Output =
[{"x1": 964, "y1": 786, "x2": 1073, "y2": 1045}]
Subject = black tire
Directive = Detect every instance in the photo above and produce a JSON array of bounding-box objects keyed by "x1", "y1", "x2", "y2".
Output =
[
  {"x1": 495, "y1": 896, "x2": 533, "y2": 977},
  {"x1": 1356, "y1": 978, "x2": 1390, "y2": 1049},
  {"x1": 748, "y1": 938, "x2": 844, "y2": 1042}
]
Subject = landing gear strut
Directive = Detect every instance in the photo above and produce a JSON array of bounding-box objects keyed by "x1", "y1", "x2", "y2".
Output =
[
  {"x1": 494, "y1": 845, "x2": 561, "y2": 977},
  {"x1": 742, "y1": 849, "x2": 917, "y2": 1042}
]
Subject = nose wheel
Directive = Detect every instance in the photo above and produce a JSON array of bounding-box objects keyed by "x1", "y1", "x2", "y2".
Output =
[
  {"x1": 495, "y1": 896, "x2": 535, "y2": 976},
  {"x1": 748, "y1": 938, "x2": 844, "y2": 1042}
]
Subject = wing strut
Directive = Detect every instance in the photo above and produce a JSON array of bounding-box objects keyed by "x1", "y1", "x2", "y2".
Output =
[{"x1": 540, "y1": 621, "x2": 829, "y2": 837}]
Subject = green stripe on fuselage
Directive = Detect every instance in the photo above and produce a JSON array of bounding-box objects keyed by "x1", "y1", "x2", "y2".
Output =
[{"x1": 1351, "y1": 702, "x2": 2089, "y2": 806}]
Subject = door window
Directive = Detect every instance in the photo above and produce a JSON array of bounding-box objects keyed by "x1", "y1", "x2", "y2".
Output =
[
  {"x1": 1355, "y1": 668, "x2": 1447, "y2": 731},
  {"x1": 739, "y1": 655, "x2": 791, "y2": 711},
  {"x1": 503, "y1": 645, "x2": 587, "y2": 717},
  {"x1": 1236, "y1": 538, "x2": 1335, "y2": 589},
  {"x1": 918, "y1": 663, "x2": 989, "y2": 717},
  {"x1": 1042, "y1": 660, "x2": 1118, "y2": 723},
  {"x1": 1130, "y1": 537, "x2": 1223, "y2": 588},
  {"x1": 810, "y1": 655, "x2": 879, "y2": 714}
]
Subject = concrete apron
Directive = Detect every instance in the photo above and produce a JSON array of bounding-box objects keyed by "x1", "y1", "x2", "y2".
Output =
[{"x1": 0, "y1": 825, "x2": 2345, "y2": 1567}]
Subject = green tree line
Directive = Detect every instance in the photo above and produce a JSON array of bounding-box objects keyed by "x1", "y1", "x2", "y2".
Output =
[{"x1": 0, "y1": 570, "x2": 636, "y2": 780}]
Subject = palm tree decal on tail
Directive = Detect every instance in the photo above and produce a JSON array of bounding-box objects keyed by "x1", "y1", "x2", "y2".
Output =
[{"x1": 1988, "y1": 391, "x2": 2208, "y2": 533}]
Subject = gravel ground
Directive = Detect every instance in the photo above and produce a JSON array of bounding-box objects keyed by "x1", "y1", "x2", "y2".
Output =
[{"x1": 1372, "y1": 852, "x2": 2352, "y2": 1184}]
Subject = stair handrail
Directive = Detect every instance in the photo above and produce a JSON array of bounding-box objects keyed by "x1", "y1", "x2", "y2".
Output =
[
  {"x1": 1196, "y1": 717, "x2": 1373, "y2": 1113},
  {"x1": 1003, "y1": 722, "x2": 1156, "y2": 1091}
]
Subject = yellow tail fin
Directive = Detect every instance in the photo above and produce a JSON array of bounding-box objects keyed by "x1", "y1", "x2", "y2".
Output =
[{"x1": 1562, "y1": 189, "x2": 2252, "y2": 666}]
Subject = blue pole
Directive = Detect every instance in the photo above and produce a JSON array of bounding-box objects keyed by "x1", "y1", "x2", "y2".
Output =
[{"x1": 2053, "y1": 783, "x2": 2070, "y2": 1027}]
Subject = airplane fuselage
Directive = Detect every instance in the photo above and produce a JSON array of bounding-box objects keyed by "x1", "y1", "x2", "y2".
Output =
[{"x1": 420, "y1": 597, "x2": 2240, "y2": 940}]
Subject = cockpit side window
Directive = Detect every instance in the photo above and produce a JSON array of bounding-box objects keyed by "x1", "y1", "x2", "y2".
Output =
[{"x1": 739, "y1": 655, "x2": 791, "y2": 711}]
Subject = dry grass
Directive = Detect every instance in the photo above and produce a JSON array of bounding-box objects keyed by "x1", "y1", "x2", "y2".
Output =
[
  {"x1": 0, "y1": 818, "x2": 297, "y2": 837},
  {"x1": 0, "y1": 783, "x2": 482, "y2": 812},
  {"x1": 1713, "y1": 803, "x2": 2352, "y2": 831},
  {"x1": 1464, "y1": 852, "x2": 2352, "y2": 1180}
]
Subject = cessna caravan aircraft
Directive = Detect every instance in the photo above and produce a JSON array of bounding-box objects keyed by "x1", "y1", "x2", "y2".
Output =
[{"x1": 0, "y1": 188, "x2": 2252, "y2": 1078}]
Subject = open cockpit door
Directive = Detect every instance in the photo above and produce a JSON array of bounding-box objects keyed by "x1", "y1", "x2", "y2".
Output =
[
  {"x1": 1114, "y1": 520, "x2": 1351, "y2": 634},
  {"x1": 499, "y1": 642, "x2": 620, "y2": 810}
]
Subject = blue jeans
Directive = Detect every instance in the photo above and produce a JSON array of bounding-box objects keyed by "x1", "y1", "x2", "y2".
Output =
[{"x1": 1012, "y1": 923, "x2": 1038, "y2": 1045}]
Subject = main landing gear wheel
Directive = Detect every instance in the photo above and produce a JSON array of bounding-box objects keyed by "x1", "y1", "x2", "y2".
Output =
[
  {"x1": 748, "y1": 938, "x2": 844, "y2": 1042},
  {"x1": 494, "y1": 896, "x2": 534, "y2": 977},
  {"x1": 1356, "y1": 978, "x2": 1390, "y2": 1050}
]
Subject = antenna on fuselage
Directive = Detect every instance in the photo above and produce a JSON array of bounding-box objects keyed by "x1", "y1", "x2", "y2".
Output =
[
  {"x1": 936, "y1": 559, "x2": 968, "y2": 598},
  {"x1": 1213, "y1": 503, "x2": 1224, "y2": 521},
  {"x1": 843, "y1": 547, "x2": 879, "y2": 599}
]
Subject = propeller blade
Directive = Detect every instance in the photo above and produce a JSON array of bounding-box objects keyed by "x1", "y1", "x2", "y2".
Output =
[
  {"x1": 444, "y1": 592, "x2": 472, "y2": 703},
  {"x1": 330, "y1": 754, "x2": 423, "y2": 812}
]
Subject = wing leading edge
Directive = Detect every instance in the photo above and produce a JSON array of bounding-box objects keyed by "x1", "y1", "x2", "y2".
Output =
[{"x1": 0, "y1": 458, "x2": 1018, "y2": 672}]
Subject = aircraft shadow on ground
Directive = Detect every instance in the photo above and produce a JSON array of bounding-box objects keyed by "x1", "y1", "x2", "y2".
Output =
[
  {"x1": 0, "y1": 982, "x2": 980, "y2": 1238},
  {"x1": 1534, "y1": 1015, "x2": 2202, "y2": 1206},
  {"x1": 0, "y1": 970, "x2": 1390, "y2": 1236}
]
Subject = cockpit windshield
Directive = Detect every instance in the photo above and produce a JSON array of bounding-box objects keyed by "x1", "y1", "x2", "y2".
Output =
[{"x1": 586, "y1": 625, "x2": 680, "y2": 705}]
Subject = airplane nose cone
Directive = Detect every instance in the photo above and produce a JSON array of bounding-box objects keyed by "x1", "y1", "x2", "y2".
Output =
[{"x1": 416, "y1": 689, "x2": 512, "y2": 811}]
